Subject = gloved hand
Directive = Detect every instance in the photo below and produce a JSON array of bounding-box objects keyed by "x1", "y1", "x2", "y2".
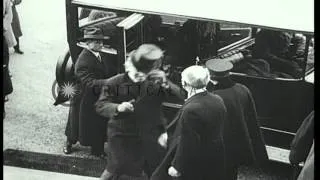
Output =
[
  {"x1": 148, "y1": 70, "x2": 169, "y2": 88},
  {"x1": 158, "y1": 132, "x2": 168, "y2": 148},
  {"x1": 168, "y1": 166, "x2": 181, "y2": 177},
  {"x1": 117, "y1": 99, "x2": 135, "y2": 112}
]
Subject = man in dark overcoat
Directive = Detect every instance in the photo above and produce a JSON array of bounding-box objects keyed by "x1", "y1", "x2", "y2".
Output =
[
  {"x1": 289, "y1": 110, "x2": 314, "y2": 180},
  {"x1": 64, "y1": 10, "x2": 123, "y2": 157},
  {"x1": 206, "y1": 59, "x2": 269, "y2": 180},
  {"x1": 11, "y1": 0, "x2": 23, "y2": 54},
  {"x1": 151, "y1": 65, "x2": 227, "y2": 180},
  {"x1": 96, "y1": 44, "x2": 184, "y2": 180},
  {"x1": 63, "y1": 26, "x2": 118, "y2": 157},
  {"x1": 3, "y1": 0, "x2": 14, "y2": 118}
]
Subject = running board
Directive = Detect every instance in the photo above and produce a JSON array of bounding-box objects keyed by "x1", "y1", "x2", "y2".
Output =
[{"x1": 266, "y1": 145, "x2": 303, "y2": 167}]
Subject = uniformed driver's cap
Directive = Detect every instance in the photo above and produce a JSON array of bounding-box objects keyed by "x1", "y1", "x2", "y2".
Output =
[
  {"x1": 130, "y1": 44, "x2": 164, "y2": 73},
  {"x1": 205, "y1": 59, "x2": 233, "y2": 77}
]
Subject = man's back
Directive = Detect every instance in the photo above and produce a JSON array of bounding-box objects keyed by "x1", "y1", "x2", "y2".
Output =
[
  {"x1": 171, "y1": 91, "x2": 227, "y2": 180},
  {"x1": 215, "y1": 82, "x2": 268, "y2": 166}
]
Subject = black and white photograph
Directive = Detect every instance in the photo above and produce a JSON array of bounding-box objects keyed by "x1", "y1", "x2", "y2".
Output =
[{"x1": 3, "y1": 0, "x2": 314, "y2": 179}]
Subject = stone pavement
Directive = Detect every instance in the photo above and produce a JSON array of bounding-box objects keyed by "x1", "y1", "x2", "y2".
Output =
[{"x1": 4, "y1": 166, "x2": 99, "y2": 180}]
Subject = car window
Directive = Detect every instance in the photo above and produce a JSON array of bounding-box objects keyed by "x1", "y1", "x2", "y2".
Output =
[
  {"x1": 218, "y1": 23, "x2": 252, "y2": 49},
  {"x1": 223, "y1": 28, "x2": 314, "y2": 80},
  {"x1": 305, "y1": 37, "x2": 314, "y2": 75}
]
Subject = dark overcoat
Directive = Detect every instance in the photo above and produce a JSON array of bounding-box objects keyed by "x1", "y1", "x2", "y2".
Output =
[
  {"x1": 11, "y1": 0, "x2": 22, "y2": 38},
  {"x1": 213, "y1": 78, "x2": 268, "y2": 179},
  {"x1": 65, "y1": 48, "x2": 117, "y2": 148},
  {"x1": 289, "y1": 111, "x2": 314, "y2": 165},
  {"x1": 3, "y1": 36, "x2": 13, "y2": 97},
  {"x1": 95, "y1": 73, "x2": 183, "y2": 178},
  {"x1": 151, "y1": 91, "x2": 227, "y2": 180}
]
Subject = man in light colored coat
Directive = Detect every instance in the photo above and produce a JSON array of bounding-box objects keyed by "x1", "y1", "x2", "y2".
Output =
[{"x1": 4, "y1": 0, "x2": 17, "y2": 48}]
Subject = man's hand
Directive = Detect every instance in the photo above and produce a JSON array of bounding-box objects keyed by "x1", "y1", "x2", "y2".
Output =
[
  {"x1": 117, "y1": 100, "x2": 135, "y2": 112},
  {"x1": 168, "y1": 166, "x2": 181, "y2": 177},
  {"x1": 158, "y1": 132, "x2": 168, "y2": 148},
  {"x1": 148, "y1": 70, "x2": 168, "y2": 88}
]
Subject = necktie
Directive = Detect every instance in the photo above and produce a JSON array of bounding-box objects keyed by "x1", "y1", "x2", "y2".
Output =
[{"x1": 96, "y1": 52, "x2": 101, "y2": 62}]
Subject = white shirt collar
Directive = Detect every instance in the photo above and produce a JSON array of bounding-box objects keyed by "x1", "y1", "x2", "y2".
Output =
[
  {"x1": 186, "y1": 88, "x2": 207, "y2": 100},
  {"x1": 88, "y1": 49, "x2": 101, "y2": 61}
]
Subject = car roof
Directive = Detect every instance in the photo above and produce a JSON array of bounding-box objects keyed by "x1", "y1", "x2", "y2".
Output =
[{"x1": 73, "y1": 0, "x2": 314, "y2": 35}]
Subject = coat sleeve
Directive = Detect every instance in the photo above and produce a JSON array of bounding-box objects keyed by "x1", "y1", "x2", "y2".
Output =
[
  {"x1": 164, "y1": 80, "x2": 186, "y2": 101},
  {"x1": 244, "y1": 85, "x2": 269, "y2": 164},
  {"x1": 13, "y1": 0, "x2": 22, "y2": 5},
  {"x1": 171, "y1": 105, "x2": 202, "y2": 173},
  {"x1": 289, "y1": 111, "x2": 314, "y2": 165},
  {"x1": 95, "y1": 81, "x2": 120, "y2": 118},
  {"x1": 3, "y1": 0, "x2": 13, "y2": 31},
  {"x1": 74, "y1": 51, "x2": 109, "y2": 91}
]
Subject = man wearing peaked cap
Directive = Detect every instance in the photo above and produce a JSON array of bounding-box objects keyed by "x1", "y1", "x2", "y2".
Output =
[
  {"x1": 96, "y1": 44, "x2": 184, "y2": 180},
  {"x1": 205, "y1": 58, "x2": 233, "y2": 77},
  {"x1": 206, "y1": 58, "x2": 268, "y2": 180}
]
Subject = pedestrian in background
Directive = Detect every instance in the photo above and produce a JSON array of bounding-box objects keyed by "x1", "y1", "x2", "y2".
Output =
[
  {"x1": 3, "y1": 0, "x2": 15, "y2": 118},
  {"x1": 206, "y1": 59, "x2": 268, "y2": 180},
  {"x1": 11, "y1": 0, "x2": 23, "y2": 54},
  {"x1": 4, "y1": 0, "x2": 17, "y2": 49}
]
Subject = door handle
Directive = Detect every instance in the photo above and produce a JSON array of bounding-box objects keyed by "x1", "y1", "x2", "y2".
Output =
[{"x1": 231, "y1": 33, "x2": 241, "y2": 37}]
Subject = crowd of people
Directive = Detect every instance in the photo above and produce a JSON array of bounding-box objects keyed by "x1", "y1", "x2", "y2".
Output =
[
  {"x1": 3, "y1": 0, "x2": 23, "y2": 118},
  {"x1": 60, "y1": 10, "x2": 271, "y2": 178},
  {"x1": 58, "y1": 9, "x2": 314, "y2": 180},
  {"x1": 3, "y1": 5, "x2": 313, "y2": 179}
]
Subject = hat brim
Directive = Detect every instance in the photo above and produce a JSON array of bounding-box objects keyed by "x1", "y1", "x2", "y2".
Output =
[
  {"x1": 205, "y1": 59, "x2": 233, "y2": 72},
  {"x1": 77, "y1": 36, "x2": 111, "y2": 42}
]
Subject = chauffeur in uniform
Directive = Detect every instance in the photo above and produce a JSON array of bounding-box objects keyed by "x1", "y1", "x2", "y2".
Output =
[
  {"x1": 95, "y1": 44, "x2": 184, "y2": 180},
  {"x1": 206, "y1": 59, "x2": 268, "y2": 180},
  {"x1": 151, "y1": 65, "x2": 227, "y2": 180}
]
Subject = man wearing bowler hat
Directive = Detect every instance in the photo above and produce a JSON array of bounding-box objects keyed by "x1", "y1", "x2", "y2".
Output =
[
  {"x1": 95, "y1": 44, "x2": 184, "y2": 180},
  {"x1": 63, "y1": 26, "x2": 118, "y2": 157},
  {"x1": 206, "y1": 59, "x2": 268, "y2": 180}
]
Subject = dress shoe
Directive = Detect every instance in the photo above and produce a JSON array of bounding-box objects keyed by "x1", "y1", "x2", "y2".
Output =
[
  {"x1": 14, "y1": 49, "x2": 24, "y2": 54},
  {"x1": 91, "y1": 150, "x2": 107, "y2": 159},
  {"x1": 63, "y1": 142, "x2": 73, "y2": 154}
]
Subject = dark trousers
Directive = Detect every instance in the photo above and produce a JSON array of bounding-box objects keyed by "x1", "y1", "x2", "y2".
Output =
[
  {"x1": 103, "y1": 128, "x2": 165, "y2": 180},
  {"x1": 14, "y1": 37, "x2": 20, "y2": 51},
  {"x1": 225, "y1": 164, "x2": 238, "y2": 180},
  {"x1": 3, "y1": 36, "x2": 12, "y2": 118}
]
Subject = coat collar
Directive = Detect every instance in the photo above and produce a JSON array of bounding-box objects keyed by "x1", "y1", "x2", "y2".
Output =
[
  {"x1": 184, "y1": 90, "x2": 208, "y2": 107},
  {"x1": 213, "y1": 76, "x2": 235, "y2": 90},
  {"x1": 166, "y1": 91, "x2": 208, "y2": 131}
]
